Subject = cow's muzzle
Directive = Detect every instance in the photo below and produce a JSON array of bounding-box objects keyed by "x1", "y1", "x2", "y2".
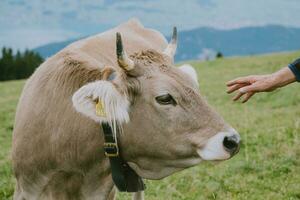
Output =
[{"x1": 197, "y1": 130, "x2": 241, "y2": 161}]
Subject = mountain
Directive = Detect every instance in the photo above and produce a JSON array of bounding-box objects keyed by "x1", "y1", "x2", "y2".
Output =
[
  {"x1": 33, "y1": 25, "x2": 300, "y2": 61},
  {"x1": 175, "y1": 25, "x2": 300, "y2": 61}
]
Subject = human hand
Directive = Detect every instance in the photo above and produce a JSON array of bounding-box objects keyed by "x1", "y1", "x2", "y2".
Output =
[
  {"x1": 226, "y1": 67, "x2": 296, "y2": 103},
  {"x1": 226, "y1": 74, "x2": 278, "y2": 103}
]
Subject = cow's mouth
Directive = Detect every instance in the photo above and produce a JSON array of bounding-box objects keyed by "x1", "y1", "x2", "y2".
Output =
[{"x1": 126, "y1": 131, "x2": 241, "y2": 180}]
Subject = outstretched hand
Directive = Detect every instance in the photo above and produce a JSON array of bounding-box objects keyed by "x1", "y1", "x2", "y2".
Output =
[
  {"x1": 226, "y1": 67, "x2": 296, "y2": 103},
  {"x1": 226, "y1": 75, "x2": 277, "y2": 103}
]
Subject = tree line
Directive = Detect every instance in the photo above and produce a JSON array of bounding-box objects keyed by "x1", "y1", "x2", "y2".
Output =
[{"x1": 0, "y1": 47, "x2": 44, "y2": 81}]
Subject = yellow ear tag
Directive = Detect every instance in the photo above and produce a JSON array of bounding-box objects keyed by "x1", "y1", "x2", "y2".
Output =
[{"x1": 96, "y1": 99, "x2": 106, "y2": 117}]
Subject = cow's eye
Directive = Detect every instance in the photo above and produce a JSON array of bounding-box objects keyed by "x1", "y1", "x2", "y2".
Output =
[{"x1": 155, "y1": 94, "x2": 177, "y2": 106}]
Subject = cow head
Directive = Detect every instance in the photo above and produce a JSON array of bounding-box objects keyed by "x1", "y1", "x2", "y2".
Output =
[{"x1": 72, "y1": 28, "x2": 240, "y2": 180}]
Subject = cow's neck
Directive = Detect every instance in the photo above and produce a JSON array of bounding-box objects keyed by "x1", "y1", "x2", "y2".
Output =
[
  {"x1": 100, "y1": 122, "x2": 145, "y2": 192},
  {"x1": 84, "y1": 159, "x2": 115, "y2": 199}
]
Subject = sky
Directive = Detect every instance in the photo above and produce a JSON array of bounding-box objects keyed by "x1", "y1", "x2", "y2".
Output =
[{"x1": 1, "y1": 0, "x2": 300, "y2": 51}]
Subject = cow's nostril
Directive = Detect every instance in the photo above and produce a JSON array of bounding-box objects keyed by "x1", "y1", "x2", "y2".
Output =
[{"x1": 223, "y1": 135, "x2": 240, "y2": 155}]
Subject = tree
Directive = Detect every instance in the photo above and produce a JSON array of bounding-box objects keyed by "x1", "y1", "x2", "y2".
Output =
[
  {"x1": 216, "y1": 51, "x2": 223, "y2": 59},
  {"x1": 0, "y1": 47, "x2": 44, "y2": 81},
  {"x1": 0, "y1": 47, "x2": 14, "y2": 80}
]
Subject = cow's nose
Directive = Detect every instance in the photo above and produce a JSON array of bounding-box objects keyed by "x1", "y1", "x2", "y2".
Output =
[{"x1": 223, "y1": 135, "x2": 240, "y2": 155}]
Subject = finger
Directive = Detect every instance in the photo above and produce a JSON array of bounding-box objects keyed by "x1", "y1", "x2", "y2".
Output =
[
  {"x1": 242, "y1": 92, "x2": 255, "y2": 103},
  {"x1": 227, "y1": 83, "x2": 249, "y2": 94},
  {"x1": 232, "y1": 92, "x2": 245, "y2": 101},
  {"x1": 239, "y1": 84, "x2": 260, "y2": 93},
  {"x1": 226, "y1": 76, "x2": 252, "y2": 86}
]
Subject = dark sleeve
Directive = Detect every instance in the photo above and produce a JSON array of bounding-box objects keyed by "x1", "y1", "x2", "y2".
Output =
[{"x1": 288, "y1": 58, "x2": 300, "y2": 82}]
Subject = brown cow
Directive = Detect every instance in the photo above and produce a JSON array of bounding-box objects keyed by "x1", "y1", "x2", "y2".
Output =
[{"x1": 12, "y1": 19, "x2": 240, "y2": 200}]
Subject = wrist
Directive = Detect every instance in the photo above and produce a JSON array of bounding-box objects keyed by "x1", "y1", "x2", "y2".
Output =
[{"x1": 272, "y1": 67, "x2": 296, "y2": 87}]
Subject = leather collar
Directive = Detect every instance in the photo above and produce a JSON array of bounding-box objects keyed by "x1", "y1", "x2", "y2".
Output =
[{"x1": 101, "y1": 123, "x2": 145, "y2": 192}]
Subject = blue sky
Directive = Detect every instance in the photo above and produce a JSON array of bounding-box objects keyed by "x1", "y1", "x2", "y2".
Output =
[{"x1": 1, "y1": 0, "x2": 300, "y2": 51}]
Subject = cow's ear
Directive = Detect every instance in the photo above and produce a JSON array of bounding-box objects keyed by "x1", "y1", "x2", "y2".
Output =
[
  {"x1": 72, "y1": 79, "x2": 130, "y2": 124},
  {"x1": 178, "y1": 64, "x2": 198, "y2": 86}
]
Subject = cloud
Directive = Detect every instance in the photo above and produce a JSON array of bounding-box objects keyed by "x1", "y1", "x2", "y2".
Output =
[
  {"x1": 196, "y1": 0, "x2": 215, "y2": 7},
  {"x1": 0, "y1": 28, "x2": 80, "y2": 51},
  {"x1": 1, "y1": 0, "x2": 300, "y2": 50}
]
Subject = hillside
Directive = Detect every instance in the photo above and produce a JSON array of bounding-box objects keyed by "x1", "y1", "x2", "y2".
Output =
[
  {"x1": 177, "y1": 25, "x2": 300, "y2": 60},
  {"x1": 1, "y1": 51, "x2": 300, "y2": 199},
  {"x1": 33, "y1": 25, "x2": 300, "y2": 61}
]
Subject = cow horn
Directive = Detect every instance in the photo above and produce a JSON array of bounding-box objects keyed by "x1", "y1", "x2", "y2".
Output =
[
  {"x1": 116, "y1": 32, "x2": 135, "y2": 71},
  {"x1": 163, "y1": 27, "x2": 177, "y2": 58}
]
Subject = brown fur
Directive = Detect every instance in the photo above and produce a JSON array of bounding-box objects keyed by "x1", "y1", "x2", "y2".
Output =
[
  {"x1": 12, "y1": 18, "x2": 168, "y2": 200},
  {"x1": 12, "y1": 19, "x2": 235, "y2": 200}
]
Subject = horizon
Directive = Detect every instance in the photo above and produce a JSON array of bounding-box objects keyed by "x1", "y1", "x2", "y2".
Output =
[
  {"x1": 18, "y1": 23, "x2": 300, "y2": 53},
  {"x1": 1, "y1": 0, "x2": 300, "y2": 51},
  {"x1": 3, "y1": 23, "x2": 299, "y2": 53}
]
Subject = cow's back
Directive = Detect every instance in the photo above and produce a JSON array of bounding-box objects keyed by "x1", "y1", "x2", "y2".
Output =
[
  {"x1": 65, "y1": 18, "x2": 168, "y2": 68},
  {"x1": 12, "y1": 18, "x2": 167, "y2": 199}
]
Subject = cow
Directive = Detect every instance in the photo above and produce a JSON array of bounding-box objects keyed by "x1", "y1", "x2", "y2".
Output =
[{"x1": 12, "y1": 19, "x2": 240, "y2": 200}]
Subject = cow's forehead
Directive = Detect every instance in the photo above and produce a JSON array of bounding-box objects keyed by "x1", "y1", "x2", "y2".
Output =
[
  {"x1": 131, "y1": 49, "x2": 198, "y2": 91},
  {"x1": 157, "y1": 64, "x2": 198, "y2": 91},
  {"x1": 139, "y1": 64, "x2": 199, "y2": 98},
  {"x1": 131, "y1": 49, "x2": 167, "y2": 65}
]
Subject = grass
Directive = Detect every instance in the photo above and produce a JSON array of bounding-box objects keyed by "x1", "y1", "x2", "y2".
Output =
[{"x1": 1, "y1": 51, "x2": 300, "y2": 200}]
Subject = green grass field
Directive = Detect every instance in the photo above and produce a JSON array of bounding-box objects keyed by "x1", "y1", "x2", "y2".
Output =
[{"x1": 1, "y1": 51, "x2": 300, "y2": 200}]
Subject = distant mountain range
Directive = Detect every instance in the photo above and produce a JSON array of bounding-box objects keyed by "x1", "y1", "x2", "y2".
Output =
[{"x1": 33, "y1": 25, "x2": 300, "y2": 61}]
